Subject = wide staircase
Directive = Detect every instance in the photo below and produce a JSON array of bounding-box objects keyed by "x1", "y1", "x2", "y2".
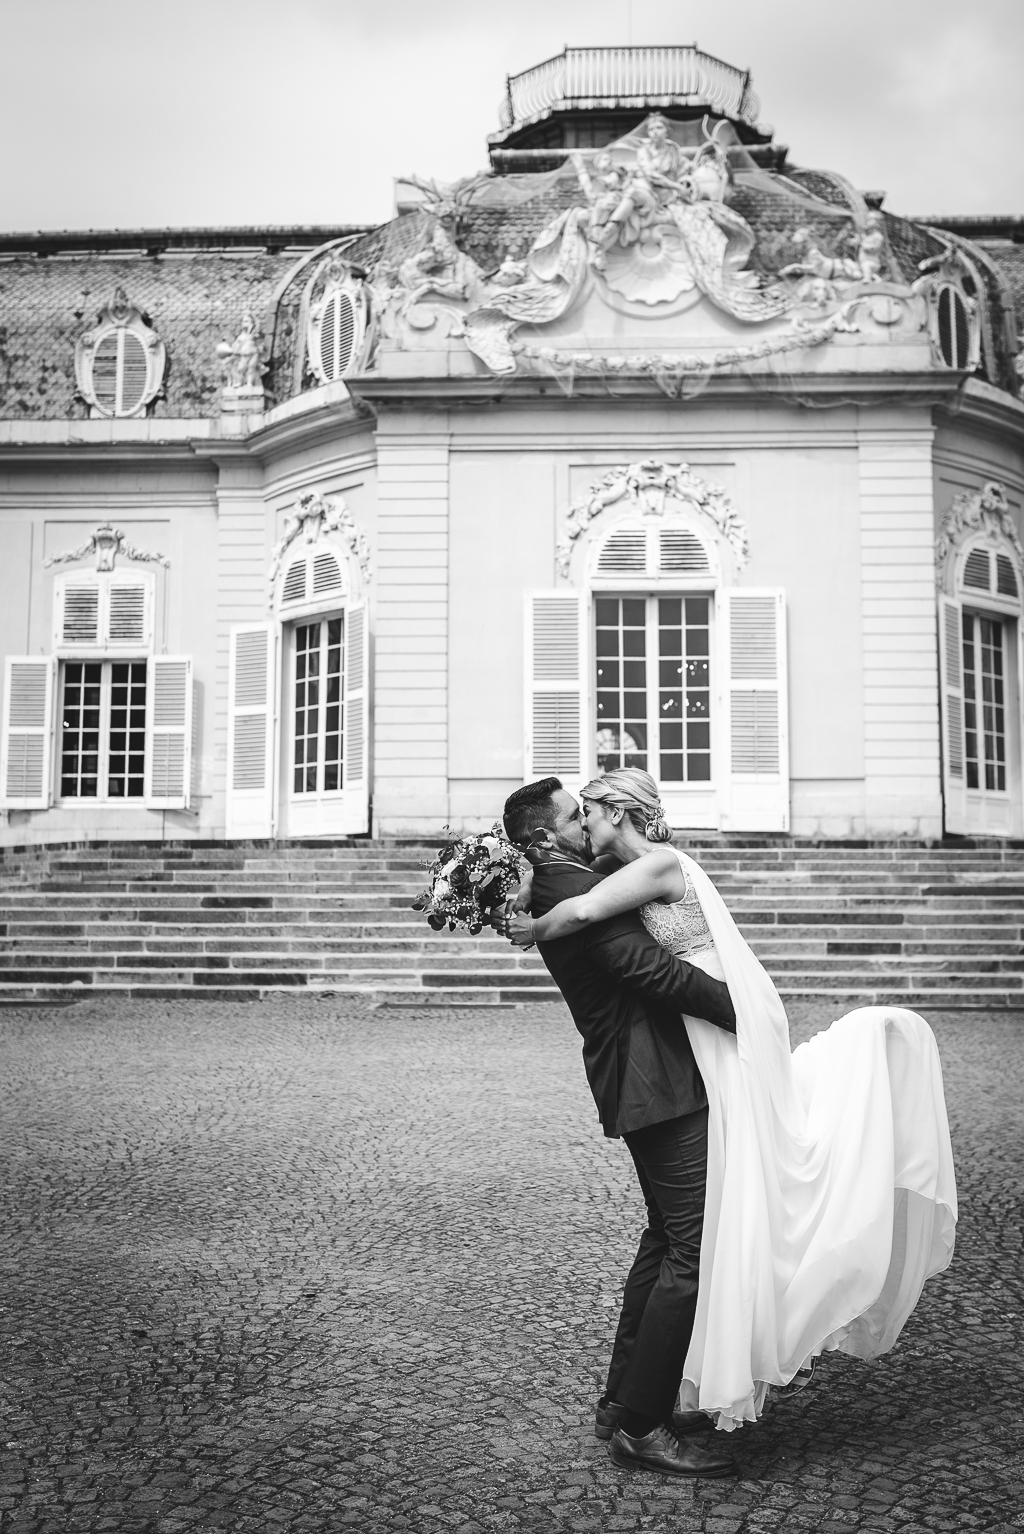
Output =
[{"x1": 0, "y1": 839, "x2": 1022, "y2": 1007}]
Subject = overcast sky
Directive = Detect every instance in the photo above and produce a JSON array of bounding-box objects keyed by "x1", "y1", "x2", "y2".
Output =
[{"x1": 2, "y1": 0, "x2": 1021, "y2": 233}]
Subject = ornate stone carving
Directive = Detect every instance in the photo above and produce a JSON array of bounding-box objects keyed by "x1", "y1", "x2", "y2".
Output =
[
  {"x1": 519, "y1": 298, "x2": 862, "y2": 397},
  {"x1": 398, "y1": 223, "x2": 480, "y2": 309},
  {"x1": 556, "y1": 460, "x2": 749, "y2": 578},
  {"x1": 74, "y1": 288, "x2": 166, "y2": 419},
  {"x1": 268, "y1": 491, "x2": 371, "y2": 602},
  {"x1": 779, "y1": 210, "x2": 886, "y2": 295},
  {"x1": 216, "y1": 312, "x2": 267, "y2": 409},
  {"x1": 44, "y1": 522, "x2": 169, "y2": 572},
  {"x1": 568, "y1": 116, "x2": 788, "y2": 318},
  {"x1": 935, "y1": 481, "x2": 1024, "y2": 589}
]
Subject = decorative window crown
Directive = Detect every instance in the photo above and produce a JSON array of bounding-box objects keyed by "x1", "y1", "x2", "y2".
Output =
[
  {"x1": 268, "y1": 490, "x2": 371, "y2": 612},
  {"x1": 307, "y1": 259, "x2": 369, "y2": 385},
  {"x1": 74, "y1": 288, "x2": 167, "y2": 419},
  {"x1": 558, "y1": 459, "x2": 748, "y2": 581},
  {"x1": 936, "y1": 480, "x2": 1023, "y2": 609}
]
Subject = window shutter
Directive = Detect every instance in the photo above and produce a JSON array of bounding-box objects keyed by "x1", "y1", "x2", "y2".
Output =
[
  {"x1": 145, "y1": 656, "x2": 193, "y2": 810},
  {"x1": 597, "y1": 527, "x2": 648, "y2": 574},
  {"x1": 938, "y1": 595, "x2": 967, "y2": 835},
  {"x1": 56, "y1": 576, "x2": 101, "y2": 647},
  {"x1": 119, "y1": 331, "x2": 149, "y2": 414},
  {"x1": 312, "y1": 551, "x2": 343, "y2": 596},
  {"x1": 659, "y1": 527, "x2": 710, "y2": 574},
  {"x1": 996, "y1": 554, "x2": 1018, "y2": 599},
  {"x1": 319, "y1": 294, "x2": 338, "y2": 380},
  {"x1": 718, "y1": 588, "x2": 789, "y2": 832},
  {"x1": 0, "y1": 657, "x2": 55, "y2": 809},
  {"x1": 335, "y1": 292, "x2": 356, "y2": 376},
  {"x1": 106, "y1": 576, "x2": 153, "y2": 649},
  {"x1": 226, "y1": 623, "x2": 276, "y2": 838},
  {"x1": 339, "y1": 601, "x2": 369, "y2": 833},
  {"x1": 524, "y1": 590, "x2": 587, "y2": 795},
  {"x1": 281, "y1": 558, "x2": 307, "y2": 606},
  {"x1": 962, "y1": 548, "x2": 991, "y2": 591}
]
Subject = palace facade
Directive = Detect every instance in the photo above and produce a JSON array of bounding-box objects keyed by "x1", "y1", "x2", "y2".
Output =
[{"x1": 1, "y1": 45, "x2": 1022, "y2": 846}]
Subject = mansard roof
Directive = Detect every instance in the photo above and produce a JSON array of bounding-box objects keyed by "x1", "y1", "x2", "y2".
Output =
[
  {"x1": 0, "y1": 130, "x2": 1020, "y2": 419},
  {"x1": 0, "y1": 229, "x2": 366, "y2": 420}
]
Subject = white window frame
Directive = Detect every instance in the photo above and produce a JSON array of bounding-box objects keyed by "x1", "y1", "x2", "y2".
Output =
[
  {"x1": 287, "y1": 612, "x2": 346, "y2": 807},
  {"x1": 593, "y1": 590, "x2": 716, "y2": 795}
]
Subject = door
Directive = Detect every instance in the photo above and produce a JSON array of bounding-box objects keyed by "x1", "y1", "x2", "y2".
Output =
[
  {"x1": 284, "y1": 614, "x2": 349, "y2": 836},
  {"x1": 962, "y1": 610, "x2": 1018, "y2": 835},
  {"x1": 593, "y1": 593, "x2": 717, "y2": 828}
]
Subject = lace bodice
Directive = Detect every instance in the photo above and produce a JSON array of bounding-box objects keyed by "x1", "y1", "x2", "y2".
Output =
[{"x1": 639, "y1": 856, "x2": 715, "y2": 959}]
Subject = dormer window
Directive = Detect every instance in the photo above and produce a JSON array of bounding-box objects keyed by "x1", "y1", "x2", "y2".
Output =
[
  {"x1": 935, "y1": 284, "x2": 972, "y2": 370},
  {"x1": 75, "y1": 288, "x2": 166, "y2": 419},
  {"x1": 307, "y1": 260, "x2": 368, "y2": 385}
]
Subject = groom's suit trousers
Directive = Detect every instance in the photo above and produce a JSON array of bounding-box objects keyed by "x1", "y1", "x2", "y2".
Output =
[{"x1": 606, "y1": 1107, "x2": 709, "y2": 1422}]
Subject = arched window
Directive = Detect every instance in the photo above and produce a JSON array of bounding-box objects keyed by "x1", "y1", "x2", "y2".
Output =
[
  {"x1": 74, "y1": 288, "x2": 166, "y2": 419},
  {"x1": 276, "y1": 545, "x2": 348, "y2": 616},
  {"x1": 938, "y1": 490, "x2": 1024, "y2": 837}
]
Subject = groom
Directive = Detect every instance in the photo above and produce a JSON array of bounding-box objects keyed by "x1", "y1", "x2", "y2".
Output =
[{"x1": 497, "y1": 778, "x2": 738, "y2": 1478}]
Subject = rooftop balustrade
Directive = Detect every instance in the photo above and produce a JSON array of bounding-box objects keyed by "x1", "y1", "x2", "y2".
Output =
[{"x1": 495, "y1": 45, "x2": 762, "y2": 135}]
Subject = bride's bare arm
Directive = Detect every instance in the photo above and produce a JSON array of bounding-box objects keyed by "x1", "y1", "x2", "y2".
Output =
[{"x1": 509, "y1": 848, "x2": 686, "y2": 946}]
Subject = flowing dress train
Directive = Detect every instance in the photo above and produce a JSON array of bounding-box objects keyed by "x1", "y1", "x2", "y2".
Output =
[{"x1": 639, "y1": 850, "x2": 958, "y2": 1432}]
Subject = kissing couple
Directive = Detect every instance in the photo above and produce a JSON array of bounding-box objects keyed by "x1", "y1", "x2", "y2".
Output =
[{"x1": 493, "y1": 769, "x2": 958, "y2": 1479}]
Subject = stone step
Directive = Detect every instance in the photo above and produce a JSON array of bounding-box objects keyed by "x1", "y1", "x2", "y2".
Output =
[{"x1": 0, "y1": 979, "x2": 1020, "y2": 1011}]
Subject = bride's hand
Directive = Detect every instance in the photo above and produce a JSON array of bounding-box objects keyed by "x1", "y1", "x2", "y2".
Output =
[{"x1": 507, "y1": 913, "x2": 537, "y2": 949}]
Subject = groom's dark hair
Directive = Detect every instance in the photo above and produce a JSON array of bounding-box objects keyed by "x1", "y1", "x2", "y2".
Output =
[{"x1": 503, "y1": 777, "x2": 563, "y2": 847}]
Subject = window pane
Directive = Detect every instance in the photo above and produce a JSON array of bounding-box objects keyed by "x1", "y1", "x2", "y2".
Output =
[
  {"x1": 659, "y1": 599, "x2": 711, "y2": 784},
  {"x1": 107, "y1": 662, "x2": 146, "y2": 798},
  {"x1": 60, "y1": 661, "x2": 103, "y2": 798},
  {"x1": 293, "y1": 624, "x2": 321, "y2": 794},
  {"x1": 595, "y1": 598, "x2": 647, "y2": 773}
]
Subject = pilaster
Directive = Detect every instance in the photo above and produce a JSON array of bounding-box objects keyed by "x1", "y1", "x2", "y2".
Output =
[
  {"x1": 373, "y1": 432, "x2": 450, "y2": 834},
  {"x1": 858, "y1": 422, "x2": 942, "y2": 837}
]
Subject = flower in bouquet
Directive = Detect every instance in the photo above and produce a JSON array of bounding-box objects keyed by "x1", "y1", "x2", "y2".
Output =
[{"x1": 411, "y1": 824, "x2": 525, "y2": 935}]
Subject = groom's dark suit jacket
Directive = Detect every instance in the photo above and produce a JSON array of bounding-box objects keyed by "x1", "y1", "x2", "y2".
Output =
[{"x1": 530, "y1": 858, "x2": 736, "y2": 1139}]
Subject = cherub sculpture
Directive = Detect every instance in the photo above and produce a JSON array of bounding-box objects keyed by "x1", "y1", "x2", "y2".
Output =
[{"x1": 216, "y1": 312, "x2": 266, "y2": 391}]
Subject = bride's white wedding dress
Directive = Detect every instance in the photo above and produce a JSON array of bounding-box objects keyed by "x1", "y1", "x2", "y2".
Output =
[{"x1": 639, "y1": 848, "x2": 958, "y2": 1432}]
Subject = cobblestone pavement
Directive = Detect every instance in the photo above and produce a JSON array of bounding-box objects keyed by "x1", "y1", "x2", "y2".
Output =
[{"x1": 1, "y1": 997, "x2": 1023, "y2": 1534}]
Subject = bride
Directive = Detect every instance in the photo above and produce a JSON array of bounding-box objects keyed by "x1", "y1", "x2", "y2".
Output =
[{"x1": 507, "y1": 767, "x2": 958, "y2": 1432}]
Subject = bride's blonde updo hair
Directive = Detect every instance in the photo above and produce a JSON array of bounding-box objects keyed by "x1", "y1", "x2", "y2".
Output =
[{"x1": 580, "y1": 768, "x2": 673, "y2": 843}]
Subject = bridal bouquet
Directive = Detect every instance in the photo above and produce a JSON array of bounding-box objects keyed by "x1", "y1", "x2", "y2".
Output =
[{"x1": 411, "y1": 825, "x2": 525, "y2": 935}]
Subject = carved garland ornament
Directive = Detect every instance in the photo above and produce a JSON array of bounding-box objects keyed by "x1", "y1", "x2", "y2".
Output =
[
  {"x1": 935, "y1": 481, "x2": 1024, "y2": 589},
  {"x1": 44, "y1": 522, "x2": 169, "y2": 571},
  {"x1": 556, "y1": 460, "x2": 749, "y2": 579},
  {"x1": 268, "y1": 490, "x2": 372, "y2": 603}
]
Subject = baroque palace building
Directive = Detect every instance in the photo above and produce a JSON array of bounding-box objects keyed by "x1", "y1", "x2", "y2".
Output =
[{"x1": 1, "y1": 45, "x2": 1023, "y2": 848}]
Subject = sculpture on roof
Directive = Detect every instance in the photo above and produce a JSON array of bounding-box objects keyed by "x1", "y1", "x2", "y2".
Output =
[
  {"x1": 567, "y1": 115, "x2": 790, "y2": 316},
  {"x1": 398, "y1": 223, "x2": 479, "y2": 307},
  {"x1": 216, "y1": 312, "x2": 266, "y2": 393}
]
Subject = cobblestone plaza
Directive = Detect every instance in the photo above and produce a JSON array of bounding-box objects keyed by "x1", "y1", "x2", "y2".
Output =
[{"x1": 2, "y1": 997, "x2": 1023, "y2": 1533}]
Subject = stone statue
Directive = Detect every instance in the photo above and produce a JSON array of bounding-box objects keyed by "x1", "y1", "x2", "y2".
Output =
[
  {"x1": 217, "y1": 312, "x2": 265, "y2": 391},
  {"x1": 398, "y1": 224, "x2": 476, "y2": 306},
  {"x1": 780, "y1": 214, "x2": 885, "y2": 287}
]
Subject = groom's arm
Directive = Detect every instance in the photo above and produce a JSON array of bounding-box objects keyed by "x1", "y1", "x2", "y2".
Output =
[{"x1": 582, "y1": 913, "x2": 736, "y2": 1033}]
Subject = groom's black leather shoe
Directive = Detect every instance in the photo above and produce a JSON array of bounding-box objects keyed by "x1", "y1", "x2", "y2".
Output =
[
  {"x1": 595, "y1": 1398, "x2": 711, "y2": 1440},
  {"x1": 610, "y1": 1422, "x2": 736, "y2": 1478}
]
